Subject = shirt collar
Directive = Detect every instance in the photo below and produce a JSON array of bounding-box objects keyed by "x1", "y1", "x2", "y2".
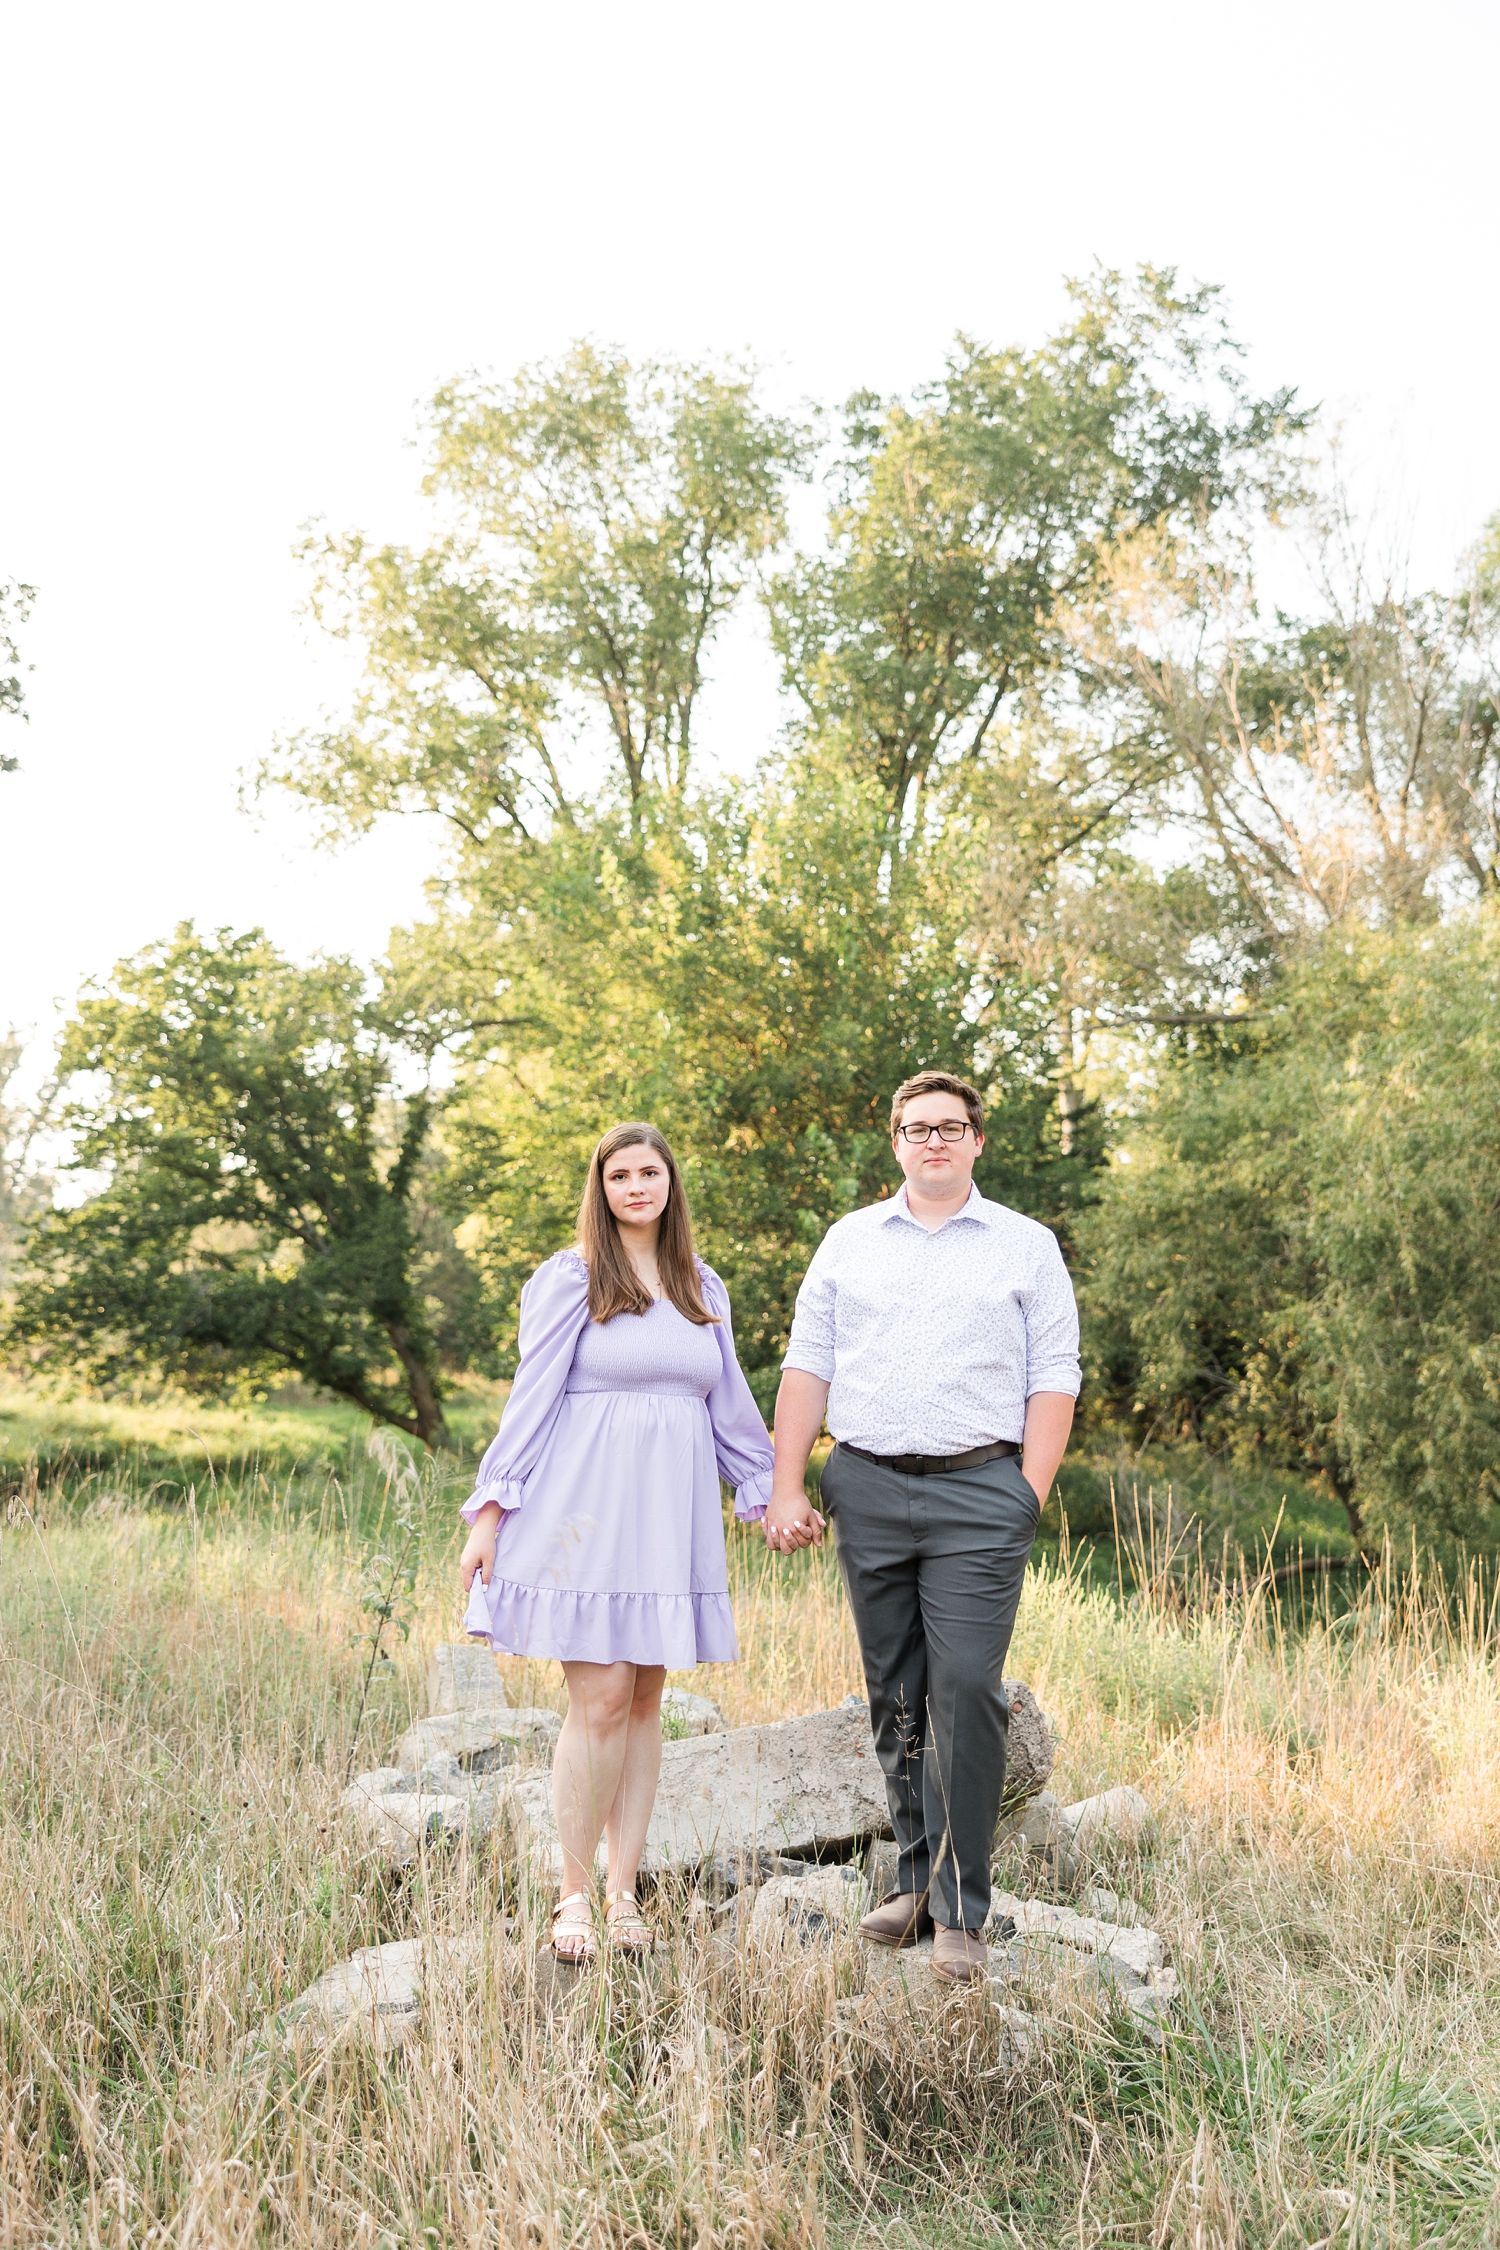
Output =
[{"x1": 878, "y1": 1183, "x2": 992, "y2": 1230}]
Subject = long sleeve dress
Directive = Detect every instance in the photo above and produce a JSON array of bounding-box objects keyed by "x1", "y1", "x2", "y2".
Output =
[{"x1": 460, "y1": 1251, "x2": 774, "y2": 1668}]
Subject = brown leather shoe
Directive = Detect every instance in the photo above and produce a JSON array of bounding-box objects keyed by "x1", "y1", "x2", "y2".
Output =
[
  {"x1": 930, "y1": 1923, "x2": 989, "y2": 1984},
  {"x1": 858, "y1": 1890, "x2": 934, "y2": 1948}
]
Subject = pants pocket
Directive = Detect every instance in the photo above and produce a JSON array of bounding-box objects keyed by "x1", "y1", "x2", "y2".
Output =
[{"x1": 816, "y1": 1442, "x2": 842, "y2": 1513}]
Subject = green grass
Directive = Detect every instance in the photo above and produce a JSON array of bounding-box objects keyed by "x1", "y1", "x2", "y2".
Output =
[
  {"x1": 1046, "y1": 1441, "x2": 1356, "y2": 1563},
  {"x1": 2, "y1": 1377, "x2": 1357, "y2": 1589},
  {"x1": 0, "y1": 1373, "x2": 510, "y2": 1506}
]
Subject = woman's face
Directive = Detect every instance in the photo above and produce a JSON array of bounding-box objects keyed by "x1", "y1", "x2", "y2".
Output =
[{"x1": 601, "y1": 1143, "x2": 671, "y2": 1235}]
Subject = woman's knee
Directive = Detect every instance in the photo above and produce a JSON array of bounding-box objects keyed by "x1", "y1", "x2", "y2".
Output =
[
  {"x1": 564, "y1": 1661, "x2": 637, "y2": 1731},
  {"x1": 630, "y1": 1663, "x2": 667, "y2": 1717}
]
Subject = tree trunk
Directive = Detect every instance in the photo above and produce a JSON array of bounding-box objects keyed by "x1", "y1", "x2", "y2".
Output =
[
  {"x1": 384, "y1": 1322, "x2": 454, "y2": 1451},
  {"x1": 1324, "y1": 1465, "x2": 1364, "y2": 1550}
]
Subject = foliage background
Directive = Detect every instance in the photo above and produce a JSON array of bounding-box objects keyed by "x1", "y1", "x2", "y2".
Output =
[{"x1": 6, "y1": 273, "x2": 1500, "y2": 1549}]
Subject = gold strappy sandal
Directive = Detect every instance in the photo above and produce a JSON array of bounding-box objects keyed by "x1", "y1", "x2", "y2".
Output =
[
  {"x1": 604, "y1": 1892, "x2": 656, "y2": 1954},
  {"x1": 551, "y1": 1891, "x2": 597, "y2": 1964}
]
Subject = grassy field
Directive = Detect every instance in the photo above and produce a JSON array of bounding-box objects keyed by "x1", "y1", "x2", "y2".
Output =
[
  {"x1": 1, "y1": 1374, "x2": 1357, "y2": 1577},
  {"x1": 3, "y1": 1425, "x2": 1500, "y2": 2243},
  {"x1": 0, "y1": 1375, "x2": 509, "y2": 1511}
]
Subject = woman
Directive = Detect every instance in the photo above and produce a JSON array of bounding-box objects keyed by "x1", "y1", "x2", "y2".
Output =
[{"x1": 458, "y1": 1123, "x2": 773, "y2": 1962}]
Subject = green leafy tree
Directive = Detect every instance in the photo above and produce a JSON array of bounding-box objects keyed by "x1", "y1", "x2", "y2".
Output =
[
  {"x1": 767, "y1": 269, "x2": 1305, "y2": 824},
  {"x1": 1080, "y1": 906, "x2": 1500, "y2": 1548},
  {"x1": 7, "y1": 928, "x2": 455, "y2": 1448},
  {"x1": 399, "y1": 766, "x2": 1095, "y2": 1407},
  {"x1": 958, "y1": 708, "x2": 1275, "y2": 1152},
  {"x1": 261, "y1": 345, "x2": 808, "y2": 839}
]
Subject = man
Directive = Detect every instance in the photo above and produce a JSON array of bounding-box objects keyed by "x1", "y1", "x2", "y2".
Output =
[{"x1": 765, "y1": 1069, "x2": 1079, "y2": 1984}]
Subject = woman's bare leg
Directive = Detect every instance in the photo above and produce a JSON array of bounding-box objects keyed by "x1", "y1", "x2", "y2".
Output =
[
  {"x1": 603, "y1": 1663, "x2": 667, "y2": 1898},
  {"x1": 554, "y1": 1661, "x2": 637, "y2": 1900}
]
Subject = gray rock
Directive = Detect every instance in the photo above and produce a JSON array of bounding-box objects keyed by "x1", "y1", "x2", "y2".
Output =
[
  {"x1": 992, "y1": 1787, "x2": 1079, "y2": 1887},
  {"x1": 661, "y1": 1688, "x2": 728, "y2": 1736},
  {"x1": 1084, "y1": 1884, "x2": 1144, "y2": 1927},
  {"x1": 414, "y1": 1753, "x2": 472, "y2": 1795},
  {"x1": 748, "y1": 1866, "x2": 869, "y2": 1942},
  {"x1": 699, "y1": 1847, "x2": 814, "y2": 1900},
  {"x1": 282, "y1": 1937, "x2": 427, "y2": 2052},
  {"x1": 985, "y1": 1891, "x2": 1165, "y2": 1981},
  {"x1": 340, "y1": 1780, "x2": 489, "y2": 1869},
  {"x1": 1000, "y1": 1681, "x2": 1055, "y2": 1803},
  {"x1": 427, "y1": 1643, "x2": 510, "y2": 1714},
  {"x1": 860, "y1": 1932, "x2": 1018, "y2": 1999},
  {"x1": 501, "y1": 1697, "x2": 892, "y2": 1882},
  {"x1": 277, "y1": 1929, "x2": 493, "y2": 2053},
  {"x1": 981, "y1": 1885, "x2": 1176, "y2": 2033},
  {"x1": 395, "y1": 1705, "x2": 561, "y2": 1777},
  {"x1": 1123, "y1": 1973, "x2": 1179, "y2": 2042},
  {"x1": 1060, "y1": 1785, "x2": 1154, "y2": 1857},
  {"x1": 644, "y1": 1696, "x2": 890, "y2": 1869},
  {"x1": 1000, "y1": 1932, "x2": 1116, "y2": 1992},
  {"x1": 343, "y1": 1764, "x2": 407, "y2": 1801},
  {"x1": 864, "y1": 1837, "x2": 902, "y2": 1898}
]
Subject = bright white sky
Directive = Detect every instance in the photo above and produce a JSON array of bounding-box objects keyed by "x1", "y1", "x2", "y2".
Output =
[{"x1": 3, "y1": 0, "x2": 1497, "y2": 1100}]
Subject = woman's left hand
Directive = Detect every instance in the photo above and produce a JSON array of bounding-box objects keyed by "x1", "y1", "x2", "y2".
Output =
[
  {"x1": 460, "y1": 1501, "x2": 505, "y2": 1591},
  {"x1": 762, "y1": 1490, "x2": 825, "y2": 1552}
]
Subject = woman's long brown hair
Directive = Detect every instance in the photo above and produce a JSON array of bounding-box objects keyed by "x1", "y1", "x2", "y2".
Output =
[{"x1": 576, "y1": 1122, "x2": 717, "y2": 1327}]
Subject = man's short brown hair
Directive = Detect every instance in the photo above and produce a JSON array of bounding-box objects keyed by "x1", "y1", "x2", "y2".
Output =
[{"x1": 889, "y1": 1070, "x2": 985, "y2": 1138}]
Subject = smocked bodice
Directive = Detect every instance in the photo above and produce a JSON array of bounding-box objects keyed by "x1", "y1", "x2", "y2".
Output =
[{"x1": 564, "y1": 1294, "x2": 725, "y2": 1398}]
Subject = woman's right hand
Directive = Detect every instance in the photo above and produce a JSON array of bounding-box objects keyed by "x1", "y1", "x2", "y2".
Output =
[{"x1": 460, "y1": 1500, "x2": 504, "y2": 1592}]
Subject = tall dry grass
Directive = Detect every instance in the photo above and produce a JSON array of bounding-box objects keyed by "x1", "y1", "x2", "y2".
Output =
[{"x1": 4, "y1": 1459, "x2": 1500, "y2": 2245}]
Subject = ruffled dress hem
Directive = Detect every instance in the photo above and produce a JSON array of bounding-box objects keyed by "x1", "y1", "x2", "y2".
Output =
[{"x1": 464, "y1": 1576, "x2": 739, "y2": 1668}]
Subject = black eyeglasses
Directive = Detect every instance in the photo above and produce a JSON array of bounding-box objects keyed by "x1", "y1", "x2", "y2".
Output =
[{"x1": 894, "y1": 1120, "x2": 973, "y2": 1145}]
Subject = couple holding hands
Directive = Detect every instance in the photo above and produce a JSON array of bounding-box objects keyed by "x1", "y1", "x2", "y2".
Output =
[{"x1": 458, "y1": 1070, "x2": 1080, "y2": 1978}]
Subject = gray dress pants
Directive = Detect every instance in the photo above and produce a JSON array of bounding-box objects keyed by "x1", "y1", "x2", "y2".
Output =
[{"x1": 818, "y1": 1442, "x2": 1040, "y2": 1933}]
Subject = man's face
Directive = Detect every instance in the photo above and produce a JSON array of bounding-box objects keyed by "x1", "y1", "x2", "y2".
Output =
[{"x1": 891, "y1": 1091, "x2": 983, "y2": 1200}]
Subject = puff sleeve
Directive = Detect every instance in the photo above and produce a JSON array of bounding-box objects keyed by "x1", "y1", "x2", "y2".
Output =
[
  {"x1": 458, "y1": 1252, "x2": 592, "y2": 1524},
  {"x1": 698, "y1": 1264, "x2": 775, "y2": 1520}
]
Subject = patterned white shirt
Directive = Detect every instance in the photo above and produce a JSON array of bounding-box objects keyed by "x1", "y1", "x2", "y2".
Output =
[{"x1": 782, "y1": 1185, "x2": 1081, "y2": 1455}]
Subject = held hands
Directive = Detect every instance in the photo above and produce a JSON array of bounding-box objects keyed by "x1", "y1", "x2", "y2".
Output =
[
  {"x1": 762, "y1": 1486, "x2": 826, "y2": 1554},
  {"x1": 459, "y1": 1500, "x2": 504, "y2": 1592}
]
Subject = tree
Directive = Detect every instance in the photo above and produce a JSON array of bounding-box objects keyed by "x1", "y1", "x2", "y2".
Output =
[
  {"x1": 766, "y1": 269, "x2": 1306, "y2": 826},
  {"x1": 7, "y1": 928, "x2": 455, "y2": 1449},
  {"x1": 1064, "y1": 502, "x2": 1500, "y2": 940},
  {"x1": 1, "y1": 578, "x2": 36, "y2": 771},
  {"x1": 261, "y1": 345, "x2": 808, "y2": 840},
  {"x1": 954, "y1": 707, "x2": 1274, "y2": 1152},
  {"x1": 1079, "y1": 906, "x2": 1500, "y2": 1548},
  {"x1": 387, "y1": 765, "x2": 1094, "y2": 1407},
  {"x1": 0, "y1": 1032, "x2": 51, "y2": 1295}
]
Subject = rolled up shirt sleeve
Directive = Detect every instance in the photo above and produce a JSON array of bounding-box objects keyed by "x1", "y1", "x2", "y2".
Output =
[
  {"x1": 782, "y1": 1240, "x2": 837, "y2": 1382},
  {"x1": 1023, "y1": 1230, "x2": 1082, "y2": 1399}
]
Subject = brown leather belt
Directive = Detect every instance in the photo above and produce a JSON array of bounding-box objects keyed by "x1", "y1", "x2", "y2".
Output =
[{"x1": 837, "y1": 1439, "x2": 1020, "y2": 1477}]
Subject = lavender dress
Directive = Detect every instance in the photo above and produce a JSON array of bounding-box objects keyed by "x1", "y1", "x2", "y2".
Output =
[{"x1": 460, "y1": 1252, "x2": 773, "y2": 1667}]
